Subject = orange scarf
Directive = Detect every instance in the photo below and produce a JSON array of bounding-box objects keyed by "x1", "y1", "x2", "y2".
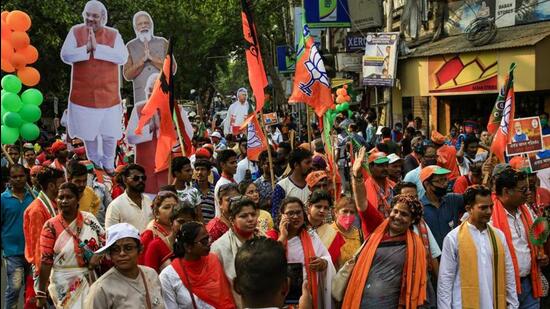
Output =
[
  {"x1": 342, "y1": 219, "x2": 427, "y2": 309},
  {"x1": 491, "y1": 196, "x2": 543, "y2": 297},
  {"x1": 172, "y1": 254, "x2": 237, "y2": 309},
  {"x1": 364, "y1": 177, "x2": 395, "y2": 217},
  {"x1": 300, "y1": 229, "x2": 320, "y2": 309}
]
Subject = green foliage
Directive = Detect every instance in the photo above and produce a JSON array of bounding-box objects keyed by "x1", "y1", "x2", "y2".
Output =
[{"x1": 1, "y1": 0, "x2": 289, "y2": 112}]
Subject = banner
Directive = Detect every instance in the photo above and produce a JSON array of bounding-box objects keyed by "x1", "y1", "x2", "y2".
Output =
[
  {"x1": 528, "y1": 135, "x2": 550, "y2": 171},
  {"x1": 506, "y1": 116, "x2": 543, "y2": 156},
  {"x1": 304, "y1": 0, "x2": 351, "y2": 28},
  {"x1": 362, "y1": 32, "x2": 399, "y2": 87},
  {"x1": 428, "y1": 52, "x2": 498, "y2": 94},
  {"x1": 345, "y1": 35, "x2": 367, "y2": 52},
  {"x1": 276, "y1": 46, "x2": 295, "y2": 73}
]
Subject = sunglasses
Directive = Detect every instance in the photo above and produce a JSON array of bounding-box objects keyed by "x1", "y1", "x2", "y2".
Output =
[{"x1": 130, "y1": 175, "x2": 147, "y2": 182}]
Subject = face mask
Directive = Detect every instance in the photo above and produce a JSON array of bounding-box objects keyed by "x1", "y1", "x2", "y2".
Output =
[
  {"x1": 431, "y1": 183, "x2": 447, "y2": 197},
  {"x1": 337, "y1": 214, "x2": 355, "y2": 230},
  {"x1": 541, "y1": 119, "x2": 548, "y2": 127},
  {"x1": 233, "y1": 224, "x2": 254, "y2": 239}
]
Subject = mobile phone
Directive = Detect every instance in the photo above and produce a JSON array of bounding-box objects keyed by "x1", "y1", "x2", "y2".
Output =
[{"x1": 284, "y1": 263, "x2": 303, "y2": 305}]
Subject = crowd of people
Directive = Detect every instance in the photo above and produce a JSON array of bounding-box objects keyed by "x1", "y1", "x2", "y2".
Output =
[{"x1": 1, "y1": 107, "x2": 550, "y2": 309}]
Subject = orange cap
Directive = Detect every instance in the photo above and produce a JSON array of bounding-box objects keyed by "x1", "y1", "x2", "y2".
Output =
[
  {"x1": 431, "y1": 130, "x2": 446, "y2": 145},
  {"x1": 420, "y1": 165, "x2": 451, "y2": 183},
  {"x1": 368, "y1": 152, "x2": 389, "y2": 164},
  {"x1": 306, "y1": 170, "x2": 328, "y2": 188}
]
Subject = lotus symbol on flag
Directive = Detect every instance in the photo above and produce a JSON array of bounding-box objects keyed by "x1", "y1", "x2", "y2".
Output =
[
  {"x1": 299, "y1": 44, "x2": 330, "y2": 96},
  {"x1": 247, "y1": 122, "x2": 262, "y2": 148}
]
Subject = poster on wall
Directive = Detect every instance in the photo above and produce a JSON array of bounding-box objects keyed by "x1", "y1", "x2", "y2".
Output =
[
  {"x1": 304, "y1": 0, "x2": 351, "y2": 28},
  {"x1": 428, "y1": 52, "x2": 498, "y2": 94},
  {"x1": 445, "y1": 0, "x2": 550, "y2": 35},
  {"x1": 362, "y1": 32, "x2": 399, "y2": 87},
  {"x1": 276, "y1": 46, "x2": 295, "y2": 73},
  {"x1": 528, "y1": 135, "x2": 550, "y2": 171},
  {"x1": 506, "y1": 117, "x2": 543, "y2": 156}
]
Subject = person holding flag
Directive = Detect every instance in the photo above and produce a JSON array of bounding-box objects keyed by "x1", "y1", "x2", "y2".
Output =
[{"x1": 488, "y1": 64, "x2": 516, "y2": 163}]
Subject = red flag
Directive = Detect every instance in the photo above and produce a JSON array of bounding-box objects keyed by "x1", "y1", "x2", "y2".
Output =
[
  {"x1": 289, "y1": 20, "x2": 334, "y2": 117},
  {"x1": 241, "y1": 113, "x2": 268, "y2": 161},
  {"x1": 490, "y1": 66, "x2": 515, "y2": 163},
  {"x1": 241, "y1": 0, "x2": 268, "y2": 113},
  {"x1": 135, "y1": 54, "x2": 176, "y2": 172}
]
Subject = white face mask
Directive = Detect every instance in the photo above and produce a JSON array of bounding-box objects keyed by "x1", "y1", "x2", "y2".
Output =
[{"x1": 138, "y1": 29, "x2": 152, "y2": 42}]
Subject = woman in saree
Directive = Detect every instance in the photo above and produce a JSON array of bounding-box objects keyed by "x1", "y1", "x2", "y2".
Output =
[
  {"x1": 143, "y1": 202, "x2": 199, "y2": 272},
  {"x1": 159, "y1": 221, "x2": 236, "y2": 309},
  {"x1": 140, "y1": 191, "x2": 178, "y2": 263},
  {"x1": 37, "y1": 182, "x2": 105, "y2": 308},
  {"x1": 342, "y1": 147, "x2": 428, "y2": 308},
  {"x1": 306, "y1": 189, "x2": 345, "y2": 267},
  {"x1": 267, "y1": 197, "x2": 336, "y2": 309},
  {"x1": 330, "y1": 196, "x2": 362, "y2": 270}
]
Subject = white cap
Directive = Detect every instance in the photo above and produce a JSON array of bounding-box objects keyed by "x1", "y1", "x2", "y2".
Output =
[
  {"x1": 211, "y1": 131, "x2": 222, "y2": 139},
  {"x1": 387, "y1": 153, "x2": 401, "y2": 164},
  {"x1": 95, "y1": 223, "x2": 140, "y2": 254}
]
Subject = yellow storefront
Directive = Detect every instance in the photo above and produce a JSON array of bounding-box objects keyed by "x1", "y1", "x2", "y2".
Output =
[{"x1": 394, "y1": 21, "x2": 550, "y2": 134}]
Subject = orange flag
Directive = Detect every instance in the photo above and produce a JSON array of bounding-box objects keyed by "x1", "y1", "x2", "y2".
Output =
[
  {"x1": 289, "y1": 19, "x2": 334, "y2": 117},
  {"x1": 490, "y1": 65, "x2": 515, "y2": 163},
  {"x1": 241, "y1": 113, "x2": 268, "y2": 161},
  {"x1": 135, "y1": 53, "x2": 176, "y2": 172},
  {"x1": 241, "y1": 0, "x2": 268, "y2": 113}
]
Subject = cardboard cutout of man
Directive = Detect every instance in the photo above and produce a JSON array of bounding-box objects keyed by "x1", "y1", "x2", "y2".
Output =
[
  {"x1": 223, "y1": 88, "x2": 250, "y2": 135},
  {"x1": 61, "y1": 0, "x2": 128, "y2": 174}
]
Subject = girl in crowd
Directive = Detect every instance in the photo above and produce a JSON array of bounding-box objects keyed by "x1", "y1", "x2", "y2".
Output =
[
  {"x1": 37, "y1": 182, "x2": 105, "y2": 308},
  {"x1": 306, "y1": 189, "x2": 345, "y2": 267},
  {"x1": 239, "y1": 180, "x2": 273, "y2": 234},
  {"x1": 211, "y1": 196, "x2": 261, "y2": 307},
  {"x1": 330, "y1": 196, "x2": 362, "y2": 270},
  {"x1": 206, "y1": 183, "x2": 239, "y2": 242},
  {"x1": 159, "y1": 222, "x2": 236, "y2": 309},
  {"x1": 140, "y1": 191, "x2": 178, "y2": 263},
  {"x1": 143, "y1": 202, "x2": 198, "y2": 273},
  {"x1": 267, "y1": 197, "x2": 336, "y2": 309}
]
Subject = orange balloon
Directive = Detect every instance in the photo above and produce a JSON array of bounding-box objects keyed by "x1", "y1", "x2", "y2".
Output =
[
  {"x1": 10, "y1": 31, "x2": 29, "y2": 49},
  {"x1": 17, "y1": 45, "x2": 38, "y2": 64},
  {"x1": 1, "y1": 11, "x2": 9, "y2": 22},
  {"x1": 336, "y1": 96, "x2": 345, "y2": 104},
  {"x1": 1, "y1": 20, "x2": 12, "y2": 40},
  {"x1": 11, "y1": 52, "x2": 26, "y2": 69},
  {"x1": 1, "y1": 39, "x2": 14, "y2": 59},
  {"x1": 6, "y1": 10, "x2": 31, "y2": 32},
  {"x1": 17, "y1": 66, "x2": 40, "y2": 86},
  {"x1": 1, "y1": 57, "x2": 15, "y2": 72}
]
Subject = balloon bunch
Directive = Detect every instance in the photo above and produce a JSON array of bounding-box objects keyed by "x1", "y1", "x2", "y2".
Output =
[
  {"x1": 1, "y1": 10, "x2": 40, "y2": 86},
  {"x1": 324, "y1": 85, "x2": 351, "y2": 124},
  {"x1": 1, "y1": 74, "x2": 43, "y2": 144}
]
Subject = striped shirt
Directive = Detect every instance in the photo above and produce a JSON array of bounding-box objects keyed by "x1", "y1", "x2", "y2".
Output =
[{"x1": 194, "y1": 182, "x2": 215, "y2": 224}]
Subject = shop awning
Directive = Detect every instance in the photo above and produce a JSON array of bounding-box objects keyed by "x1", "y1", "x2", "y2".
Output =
[{"x1": 400, "y1": 21, "x2": 550, "y2": 59}]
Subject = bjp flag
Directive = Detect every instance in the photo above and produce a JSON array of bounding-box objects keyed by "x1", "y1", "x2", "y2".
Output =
[
  {"x1": 490, "y1": 65, "x2": 516, "y2": 163},
  {"x1": 135, "y1": 44, "x2": 176, "y2": 172},
  {"x1": 289, "y1": 18, "x2": 334, "y2": 117},
  {"x1": 241, "y1": 112, "x2": 268, "y2": 161}
]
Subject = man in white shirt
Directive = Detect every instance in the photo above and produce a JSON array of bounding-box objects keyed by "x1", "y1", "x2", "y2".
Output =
[
  {"x1": 456, "y1": 134, "x2": 488, "y2": 176},
  {"x1": 438, "y1": 185, "x2": 518, "y2": 309},
  {"x1": 60, "y1": 1, "x2": 128, "y2": 174},
  {"x1": 105, "y1": 164, "x2": 153, "y2": 232},
  {"x1": 213, "y1": 149, "x2": 238, "y2": 217},
  {"x1": 223, "y1": 88, "x2": 250, "y2": 135}
]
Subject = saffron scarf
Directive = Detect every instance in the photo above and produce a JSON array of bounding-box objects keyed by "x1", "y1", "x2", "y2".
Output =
[
  {"x1": 342, "y1": 219, "x2": 427, "y2": 309},
  {"x1": 300, "y1": 229, "x2": 320, "y2": 309},
  {"x1": 458, "y1": 221, "x2": 506, "y2": 309},
  {"x1": 491, "y1": 196, "x2": 543, "y2": 297},
  {"x1": 364, "y1": 177, "x2": 395, "y2": 218},
  {"x1": 172, "y1": 254, "x2": 237, "y2": 309}
]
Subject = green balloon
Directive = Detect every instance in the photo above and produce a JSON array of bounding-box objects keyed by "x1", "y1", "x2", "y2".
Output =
[
  {"x1": 1, "y1": 93, "x2": 23, "y2": 112},
  {"x1": 1, "y1": 75, "x2": 22, "y2": 94},
  {"x1": 0, "y1": 106, "x2": 6, "y2": 124},
  {"x1": 19, "y1": 104, "x2": 41, "y2": 123},
  {"x1": 3, "y1": 112, "x2": 23, "y2": 128},
  {"x1": 1, "y1": 89, "x2": 5, "y2": 97},
  {"x1": 1, "y1": 125, "x2": 19, "y2": 145},
  {"x1": 20, "y1": 122, "x2": 40, "y2": 141},
  {"x1": 21, "y1": 89, "x2": 44, "y2": 106},
  {"x1": 341, "y1": 102, "x2": 350, "y2": 111},
  {"x1": 335, "y1": 104, "x2": 344, "y2": 113}
]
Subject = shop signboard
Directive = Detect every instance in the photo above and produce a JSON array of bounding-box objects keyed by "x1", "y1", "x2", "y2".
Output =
[
  {"x1": 345, "y1": 35, "x2": 367, "y2": 52},
  {"x1": 348, "y1": 0, "x2": 383, "y2": 30},
  {"x1": 276, "y1": 46, "x2": 295, "y2": 73},
  {"x1": 303, "y1": 0, "x2": 351, "y2": 28},
  {"x1": 506, "y1": 117, "x2": 544, "y2": 156},
  {"x1": 428, "y1": 52, "x2": 498, "y2": 94},
  {"x1": 362, "y1": 32, "x2": 399, "y2": 87},
  {"x1": 445, "y1": 0, "x2": 550, "y2": 35},
  {"x1": 336, "y1": 53, "x2": 362, "y2": 72},
  {"x1": 528, "y1": 135, "x2": 550, "y2": 171}
]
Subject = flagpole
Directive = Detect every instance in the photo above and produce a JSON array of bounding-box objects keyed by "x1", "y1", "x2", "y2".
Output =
[
  {"x1": 306, "y1": 104, "x2": 312, "y2": 145},
  {"x1": 259, "y1": 112, "x2": 276, "y2": 188},
  {"x1": 331, "y1": 134, "x2": 338, "y2": 197}
]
